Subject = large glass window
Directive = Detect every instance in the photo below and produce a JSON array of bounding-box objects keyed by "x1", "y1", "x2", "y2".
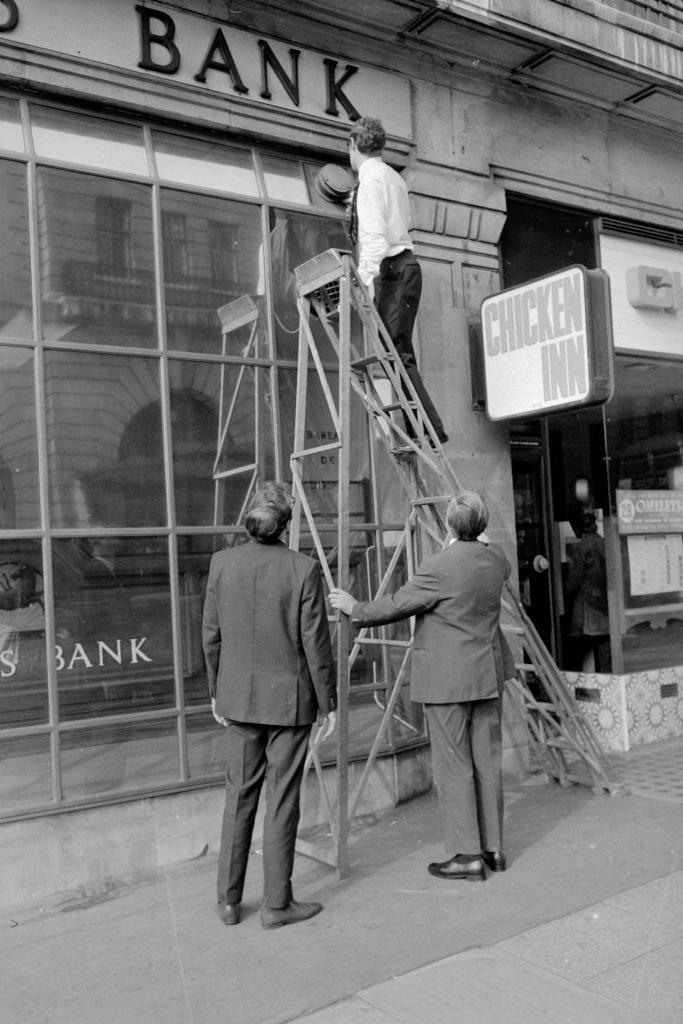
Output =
[
  {"x1": 0, "y1": 346, "x2": 40, "y2": 528},
  {"x1": 169, "y1": 361, "x2": 275, "y2": 528},
  {"x1": 31, "y1": 106, "x2": 149, "y2": 176},
  {"x1": 52, "y1": 535, "x2": 174, "y2": 721},
  {"x1": 0, "y1": 160, "x2": 32, "y2": 338},
  {"x1": 269, "y1": 209, "x2": 349, "y2": 360},
  {"x1": 0, "y1": 97, "x2": 25, "y2": 153},
  {"x1": 0, "y1": 93, "x2": 422, "y2": 821},
  {"x1": 0, "y1": 541, "x2": 47, "y2": 728},
  {"x1": 44, "y1": 350, "x2": 165, "y2": 528},
  {"x1": 162, "y1": 190, "x2": 263, "y2": 354},
  {"x1": 152, "y1": 132, "x2": 258, "y2": 197},
  {"x1": 37, "y1": 168, "x2": 157, "y2": 349},
  {"x1": 548, "y1": 357, "x2": 683, "y2": 674}
]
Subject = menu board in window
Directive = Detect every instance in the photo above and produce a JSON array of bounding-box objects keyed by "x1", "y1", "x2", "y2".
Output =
[{"x1": 616, "y1": 490, "x2": 683, "y2": 608}]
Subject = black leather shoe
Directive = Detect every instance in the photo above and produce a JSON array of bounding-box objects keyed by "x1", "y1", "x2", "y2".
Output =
[
  {"x1": 260, "y1": 899, "x2": 323, "y2": 929},
  {"x1": 216, "y1": 901, "x2": 241, "y2": 925},
  {"x1": 482, "y1": 850, "x2": 506, "y2": 872},
  {"x1": 428, "y1": 856, "x2": 487, "y2": 882}
]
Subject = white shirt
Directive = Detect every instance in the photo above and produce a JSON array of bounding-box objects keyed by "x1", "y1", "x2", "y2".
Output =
[{"x1": 356, "y1": 157, "x2": 413, "y2": 298}]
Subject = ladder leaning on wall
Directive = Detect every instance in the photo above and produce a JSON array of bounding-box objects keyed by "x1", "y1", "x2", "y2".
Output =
[{"x1": 287, "y1": 248, "x2": 618, "y2": 876}]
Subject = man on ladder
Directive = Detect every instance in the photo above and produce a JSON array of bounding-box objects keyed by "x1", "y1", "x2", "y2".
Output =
[{"x1": 347, "y1": 116, "x2": 449, "y2": 445}]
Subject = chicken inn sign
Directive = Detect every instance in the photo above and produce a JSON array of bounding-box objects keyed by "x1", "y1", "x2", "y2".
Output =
[{"x1": 480, "y1": 266, "x2": 614, "y2": 421}]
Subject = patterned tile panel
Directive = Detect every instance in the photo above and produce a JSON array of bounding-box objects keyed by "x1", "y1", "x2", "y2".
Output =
[{"x1": 566, "y1": 665, "x2": 683, "y2": 753}]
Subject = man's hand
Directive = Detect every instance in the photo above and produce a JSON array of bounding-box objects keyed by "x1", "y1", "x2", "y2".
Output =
[
  {"x1": 315, "y1": 710, "x2": 337, "y2": 741},
  {"x1": 211, "y1": 697, "x2": 228, "y2": 728},
  {"x1": 328, "y1": 588, "x2": 356, "y2": 616}
]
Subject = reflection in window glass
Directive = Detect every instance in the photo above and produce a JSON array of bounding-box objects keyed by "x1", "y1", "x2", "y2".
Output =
[
  {"x1": 169, "y1": 362, "x2": 275, "y2": 527},
  {"x1": 186, "y1": 708, "x2": 225, "y2": 778},
  {"x1": 279, "y1": 368, "x2": 372, "y2": 520},
  {"x1": 37, "y1": 168, "x2": 157, "y2": 348},
  {"x1": 0, "y1": 733, "x2": 52, "y2": 811},
  {"x1": 261, "y1": 154, "x2": 309, "y2": 204},
  {"x1": 0, "y1": 347, "x2": 39, "y2": 528},
  {"x1": 0, "y1": 160, "x2": 32, "y2": 338},
  {"x1": 0, "y1": 540, "x2": 47, "y2": 727},
  {"x1": 60, "y1": 719, "x2": 180, "y2": 798},
  {"x1": 30, "y1": 106, "x2": 149, "y2": 175},
  {"x1": 153, "y1": 132, "x2": 258, "y2": 196},
  {"x1": 44, "y1": 350, "x2": 165, "y2": 528},
  {"x1": 268, "y1": 210, "x2": 348, "y2": 359},
  {"x1": 52, "y1": 536, "x2": 174, "y2": 721},
  {"x1": 177, "y1": 533, "x2": 249, "y2": 708},
  {"x1": 161, "y1": 189, "x2": 263, "y2": 354},
  {"x1": 0, "y1": 97, "x2": 25, "y2": 152}
]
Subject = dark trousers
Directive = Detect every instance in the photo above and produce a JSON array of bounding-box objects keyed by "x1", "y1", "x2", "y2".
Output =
[
  {"x1": 374, "y1": 251, "x2": 446, "y2": 440},
  {"x1": 425, "y1": 699, "x2": 503, "y2": 856},
  {"x1": 217, "y1": 720, "x2": 311, "y2": 908}
]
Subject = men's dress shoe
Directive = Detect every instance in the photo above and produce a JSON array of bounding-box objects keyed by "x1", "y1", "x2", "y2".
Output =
[
  {"x1": 428, "y1": 856, "x2": 487, "y2": 882},
  {"x1": 260, "y1": 899, "x2": 323, "y2": 930},
  {"x1": 217, "y1": 902, "x2": 241, "y2": 925},
  {"x1": 482, "y1": 850, "x2": 506, "y2": 872}
]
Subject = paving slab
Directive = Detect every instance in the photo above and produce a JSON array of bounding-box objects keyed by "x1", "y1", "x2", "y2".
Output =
[
  {"x1": 2, "y1": 758, "x2": 683, "y2": 1024},
  {"x1": 299, "y1": 948, "x2": 657, "y2": 1024}
]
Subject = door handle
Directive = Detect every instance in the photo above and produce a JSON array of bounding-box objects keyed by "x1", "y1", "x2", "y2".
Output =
[{"x1": 532, "y1": 554, "x2": 549, "y2": 573}]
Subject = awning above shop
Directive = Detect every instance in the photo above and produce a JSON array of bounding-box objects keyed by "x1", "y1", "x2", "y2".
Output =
[{"x1": 298, "y1": 0, "x2": 683, "y2": 132}]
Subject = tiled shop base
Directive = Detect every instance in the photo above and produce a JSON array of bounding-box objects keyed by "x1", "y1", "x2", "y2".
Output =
[
  {"x1": 565, "y1": 666, "x2": 683, "y2": 753},
  {"x1": 608, "y1": 739, "x2": 683, "y2": 803}
]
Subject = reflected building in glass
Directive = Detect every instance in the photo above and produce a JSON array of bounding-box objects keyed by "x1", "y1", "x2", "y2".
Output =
[{"x1": 0, "y1": 97, "x2": 417, "y2": 821}]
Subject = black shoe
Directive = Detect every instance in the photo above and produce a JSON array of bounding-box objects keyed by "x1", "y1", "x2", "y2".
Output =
[
  {"x1": 482, "y1": 850, "x2": 506, "y2": 872},
  {"x1": 260, "y1": 899, "x2": 323, "y2": 929},
  {"x1": 436, "y1": 429, "x2": 449, "y2": 444},
  {"x1": 216, "y1": 901, "x2": 241, "y2": 925},
  {"x1": 427, "y1": 855, "x2": 487, "y2": 882}
]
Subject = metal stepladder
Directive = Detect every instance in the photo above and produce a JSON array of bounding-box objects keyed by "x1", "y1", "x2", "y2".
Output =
[{"x1": 287, "y1": 248, "x2": 617, "y2": 874}]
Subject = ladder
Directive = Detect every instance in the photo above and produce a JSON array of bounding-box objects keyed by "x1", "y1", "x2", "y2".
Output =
[{"x1": 287, "y1": 249, "x2": 617, "y2": 874}]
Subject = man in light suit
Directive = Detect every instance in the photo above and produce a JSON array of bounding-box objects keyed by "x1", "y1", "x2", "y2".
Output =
[
  {"x1": 330, "y1": 490, "x2": 512, "y2": 881},
  {"x1": 203, "y1": 482, "x2": 337, "y2": 928}
]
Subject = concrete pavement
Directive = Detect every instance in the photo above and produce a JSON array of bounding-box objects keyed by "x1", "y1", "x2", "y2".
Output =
[{"x1": 2, "y1": 741, "x2": 683, "y2": 1024}]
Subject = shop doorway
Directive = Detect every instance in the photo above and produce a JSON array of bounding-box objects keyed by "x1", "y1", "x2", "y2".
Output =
[{"x1": 511, "y1": 438, "x2": 558, "y2": 659}]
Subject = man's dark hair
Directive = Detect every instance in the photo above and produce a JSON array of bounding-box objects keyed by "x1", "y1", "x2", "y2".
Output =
[
  {"x1": 349, "y1": 117, "x2": 386, "y2": 155},
  {"x1": 245, "y1": 481, "x2": 294, "y2": 542}
]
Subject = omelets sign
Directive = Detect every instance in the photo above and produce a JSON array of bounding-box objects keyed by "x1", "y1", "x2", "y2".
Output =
[{"x1": 480, "y1": 266, "x2": 614, "y2": 421}]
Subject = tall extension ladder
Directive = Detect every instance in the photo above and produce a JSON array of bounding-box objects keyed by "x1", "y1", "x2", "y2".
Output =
[{"x1": 288, "y1": 249, "x2": 617, "y2": 875}]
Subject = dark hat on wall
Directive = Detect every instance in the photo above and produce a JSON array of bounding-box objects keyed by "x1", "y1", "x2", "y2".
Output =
[{"x1": 313, "y1": 163, "x2": 354, "y2": 204}]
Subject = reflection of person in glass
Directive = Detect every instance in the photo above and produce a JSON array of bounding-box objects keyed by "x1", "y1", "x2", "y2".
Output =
[
  {"x1": 53, "y1": 535, "x2": 136, "y2": 641},
  {"x1": 265, "y1": 210, "x2": 348, "y2": 358},
  {"x1": 348, "y1": 116, "x2": 448, "y2": 444},
  {"x1": 203, "y1": 482, "x2": 337, "y2": 929},
  {"x1": 0, "y1": 561, "x2": 45, "y2": 651},
  {"x1": 565, "y1": 511, "x2": 611, "y2": 673},
  {"x1": 331, "y1": 490, "x2": 512, "y2": 882}
]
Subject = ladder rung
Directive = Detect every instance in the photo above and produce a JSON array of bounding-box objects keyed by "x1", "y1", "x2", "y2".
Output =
[
  {"x1": 390, "y1": 445, "x2": 417, "y2": 456},
  {"x1": 351, "y1": 353, "x2": 398, "y2": 370}
]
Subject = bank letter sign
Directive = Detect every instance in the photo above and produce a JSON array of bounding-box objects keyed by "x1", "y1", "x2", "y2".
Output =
[{"x1": 480, "y1": 266, "x2": 614, "y2": 421}]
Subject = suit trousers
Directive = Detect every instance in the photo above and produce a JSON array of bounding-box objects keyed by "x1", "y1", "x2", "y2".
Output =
[
  {"x1": 425, "y1": 699, "x2": 503, "y2": 856},
  {"x1": 217, "y1": 720, "x2": 311, "y2": 908},
  {"x1": 374, "y1": 251, "x2": 446, "y2": 440}
]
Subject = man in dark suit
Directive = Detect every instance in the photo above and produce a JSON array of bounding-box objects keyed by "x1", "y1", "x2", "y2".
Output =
[
  {"x1": 203, "y1": 482, "x2": 337, "y2": 928},
  {"x1": 330, "y1": 490, "x2": 512, "y2": 882}
]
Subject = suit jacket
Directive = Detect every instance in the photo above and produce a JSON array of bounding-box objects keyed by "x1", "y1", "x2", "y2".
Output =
[
  {"x1": 202, "y1": 539, "x2": 336, "y2": 726},
  {"x1": 352, "y1": 540, "x2": 511, "y2": 704}
]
